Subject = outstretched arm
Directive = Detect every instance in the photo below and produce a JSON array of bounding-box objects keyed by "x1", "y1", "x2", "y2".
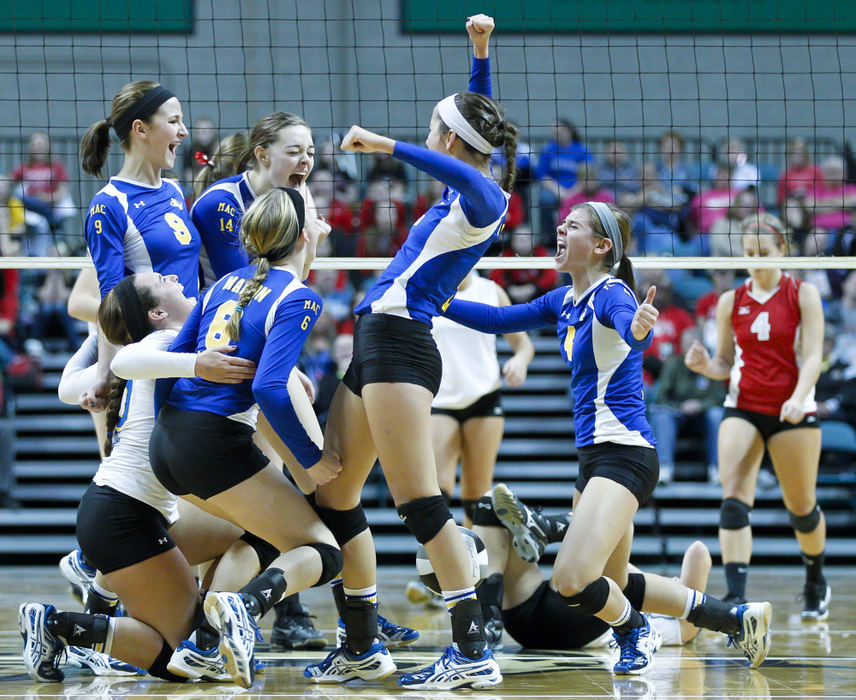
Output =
[
  {"x1": 445, "y1": 286, "x2": 566, "y2": 334},
  {"x1": 466, "y1": 14, "x2": 494, "y2": 97}
]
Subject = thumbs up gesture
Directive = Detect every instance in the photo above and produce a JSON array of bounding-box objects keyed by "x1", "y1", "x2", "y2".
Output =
[{"x1": 631, "y1": 286, "x2": 658, "y2": 341}]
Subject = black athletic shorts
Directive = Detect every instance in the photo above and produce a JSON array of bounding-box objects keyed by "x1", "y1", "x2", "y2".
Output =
[
  {"x1": 431, "y1": 389, "x2": 503, "y2": 424},
  {"x1": 76, "y1": 483, "x2": 175, "y2": 574},
  {"x1": 503, "y1": 575, "x2": 647, "y2": 650},
  {"x1": 576, "y1": 442, "x2": 659, "y2": 506},
  {"x1": 149, "y1": 404, "x2": 269, "y2": 499},
  {"x1": 342, "y1": 313, "x2": 443, "y2": 397},
  {"x1": 722, "y1": 406, "x2": 819, "y2": 442}
]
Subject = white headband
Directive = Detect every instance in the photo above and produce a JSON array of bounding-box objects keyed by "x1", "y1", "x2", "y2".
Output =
[
  {"x1": 587, "y1": 201, "x2": 624, "y2": 267},
  {"x1": 436, "y1": 93, "x2": 494, "y2": 155}
]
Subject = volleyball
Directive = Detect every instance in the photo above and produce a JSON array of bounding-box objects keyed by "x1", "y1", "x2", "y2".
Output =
[{"x1": 415, "y1": 526, "x2": 489, "y2": 595}]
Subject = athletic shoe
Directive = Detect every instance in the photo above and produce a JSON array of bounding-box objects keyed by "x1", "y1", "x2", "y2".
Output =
[
  {"x1": 727, "y1": 602, "x2": 773, "y2": 668},
  {"x1": 610, "y1": 616, "x2": 661, "y2": 675},
  {"x1": 800, "y1": 582, "x2": 831, "y2": 621},
  {"x1": 491, "y1": 483, "x2": 549, "y2": 563},
  {"x1": 397, "y1": 643, "x2": 502, "y2": 690},
  {"x1": 167, "y1": 640, "x2": 231, "y2": 681},
  {"x1": 58, "y1": 548, "x2": 96, "y2": 608},
  {"x1": 405, "y1": 580, "x2": 445, "y2": 608},
  {"x1": 270, "y1": 604, "x2": 327, "y2": 650},
  {"x1": 203, "y1": 592, "x2": 258, "y2": 688},
  {"x1": 19, "y1": 603, "x2": 65, "y2": 682},
  {"x1": 335, "y1": 613, "x2": 419, "y2": 649},
  {"x1": 612, "y1": 676, "x2": 656, "y2": 700},
  {"x1": 304, "y1": 640, "x2": 396, "y2": 683},
  {"x1": 66, "y1": 645, "x2": 144, "y2": 676}
]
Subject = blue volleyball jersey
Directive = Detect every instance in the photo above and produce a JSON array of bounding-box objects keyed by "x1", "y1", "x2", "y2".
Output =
[
  {"x1": 190, "y1": 172, "x2": 258, "y2": 288},
  {"x1": 354, "y1": 55, "x2": 506, "y2": 326},
  {"x1": 84, "y1": 177, "x2": 201, "y2": 299},
  {"x1": 164, "y1": 265, "x2": 323, "y2": 468},
  {"x1": 445, "y1": 276, "x2": 655, "y2": 448}
]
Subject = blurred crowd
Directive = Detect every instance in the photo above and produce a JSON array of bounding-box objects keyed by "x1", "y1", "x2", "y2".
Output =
[{"x1": 2, "y1": 120, "x2": 856, "y2": 494}]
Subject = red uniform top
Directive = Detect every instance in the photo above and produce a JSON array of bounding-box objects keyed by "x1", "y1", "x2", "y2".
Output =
[{"x1": 726, "y1": 273, "x2": 814, "y2": 416}]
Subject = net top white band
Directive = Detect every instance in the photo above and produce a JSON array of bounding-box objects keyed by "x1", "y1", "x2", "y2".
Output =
[{"x1": 436, "y1": 93, "x2": 494, "y2": 155}]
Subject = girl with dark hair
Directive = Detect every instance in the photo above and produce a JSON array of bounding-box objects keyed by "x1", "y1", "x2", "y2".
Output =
[
  {"x1": 304, "y1": 15, "x2": 515, "y2": 690},
  {"x1": 443, "y1": 201, "x2": 773, "y2": 674}
]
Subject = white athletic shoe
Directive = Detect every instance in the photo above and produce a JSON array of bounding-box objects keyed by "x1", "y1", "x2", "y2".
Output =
[
  {"x1": 203, "y1": 592, "x2": 258, "y2": 688},
  {"x1": 19, "y1": 603, "x2": 65, "y2": 682},
  {"x1": 304, "y1": 640, "x2": 396, "y2": 683},
  {"x1": 405, "y1": 580, "x2": 445, "y2": 608},
  {"x1": 728, "y1": 602, "x2": 773, "y2": 668},
  {"x1": 397, "y1": 643, "x2": 502, "y2": 690},
  {"x1": 167, "y1": 640, "x2": 231, "y2": 681},
  {"x1": 58, "y1": 549, "x2": 96, "y2": 607},
  {"x1": 66, "y1": 645, "x2": 144, "y2": 676},
  {"x1": 491, "y1": 483, "x2": 549, "y2": 563},
  {"x1": 610, "y1": 616, "x2": 662, "y2": 675}
]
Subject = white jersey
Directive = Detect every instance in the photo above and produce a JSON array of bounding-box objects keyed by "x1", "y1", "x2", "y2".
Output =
[
  {"x1": 93, "y1": 330, "x2": 189, "y2": 523},
  {"x1": 432, "y1": 275, "x2": 502, "y2": 410}
]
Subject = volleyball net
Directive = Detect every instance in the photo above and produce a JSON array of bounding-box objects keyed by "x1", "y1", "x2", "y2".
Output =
[{"x1": 1, "y1": 1, "x2": 854, "y2": 283}]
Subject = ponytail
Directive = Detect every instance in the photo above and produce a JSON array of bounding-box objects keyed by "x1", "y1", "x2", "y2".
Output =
[
  {"x1": 499, "y1": 120, "x2": 519, "y2": 192},
  {"x1": 616, "y1": 255, "x2": 636, "y2": 297},
  {"x1": 192, "y1": 131, "x2": 249, "y2": 199},
  {"x1": 223, "y1": 258, "x2": 270, "y2": 343},
  {"x1": 103, "y1": 377, "x2": 128, "y2": 456},
  {"x1": 79, "y1": 120, "x2": 112, "y2": 177}
]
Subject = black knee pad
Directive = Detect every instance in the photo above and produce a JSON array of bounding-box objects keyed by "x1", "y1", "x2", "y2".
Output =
[
  {"x1": 240, "y1": 531, "x2": 280, "y2": 571},
  {"x1": 720, "y1": 498, "x2": 752, "y2": 530},
  {"x1": 148, "y1": 640, "x2": 187, "y2": 682},
  {"x1": 462, "y1": 499, "x2": 478, "y2": 523},
  {"x1": 397, "y1": 495, "x2": 453, "y2": 544},
  {"x1": 312, "y1": 503, "x2": 369, "y2": 546},
  {"x1": 789, "y1": 503, "x2": 822, "y2": 533},
  {"x1": 622, "y1": 572, "x2": 646, "y2": 611},
  {"x1": 559, "y1": 577, "x2": 611, "y2": 617},
  {"x1": 471, "y1": 495, "x2": 502, "y2": 527},
  {"x1": 307, "y1": 542, "x2": 343, "y2": 586}
]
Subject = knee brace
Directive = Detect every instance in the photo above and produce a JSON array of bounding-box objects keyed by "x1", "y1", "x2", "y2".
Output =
[
  {"x1": 307, "y1": 542, "x2": 343, "y2": 586},
  {"x1": 312, "y1": 503, "x2": 369, "y2": 546},
  {"x1": 148, "y1": 640, "x2": 187, "y2": 683},
  {"x1": 720, "y1": 498, "x2": 752, "y2": 530},
  {"x1": 397, "y1": 495, "x2": 453, "y2": 544},
  {"x1": 471, "y1": 495, "x2": 502, "y2": 527},
  {"x1": 240, "y1": 531, "x2": 281, "y2": 570},
  {"x1": 622, "y1": 572, "x2": 647, "y2": 611},
  {"x1": 789, "y1": 503, "x2": 822, "y2": 533},
  {"x1": 461, "y1": 499, "x2": 478, "y2": 523},
  {"x1": 558, "y1": 577, "x2": 611, "y2": 616}
]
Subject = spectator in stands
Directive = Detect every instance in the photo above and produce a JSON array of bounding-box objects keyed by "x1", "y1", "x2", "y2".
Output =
[
  {"x1": 709, "y1": 137, "x2": 759, "y2": 192},
  {"x1": 695, "y1": 269, "x2": 736, "y2": 351},
  {"x1": 0, "y1": 359, "x2": 16, "y2": 509},
  {"x1": 557, "y1": 163, "x2": 614, "y2": 225},
  {"x1": 814, "y1": 322, "x2": 856, "y2": 426},
  {"x1": 314, "y1": 333, "x2": 354, "y2": 429},
  {"x1": 489, "y1": 225, "x2": 558, "y2": 304},
  {"x1": 649, "y1": 327, "x2": 726, "y2": 484},
  {"x1": 777, "y1": 137, "x2": 824, "y2": 206},
  {"x1": 365, "y1": 151, "x2": 408, "y2": 188},
  {"x1": 807, "y1": 156, "x2": 856, "y2": 232},
  {"x1": 597, "y1": 139, "x2": 640, "y2": 204},
  {"x1": 314, "y1": 138, "x2": 358, "y2": 202},
  {"x1": 686, "y1": 163, "x2": 735, "y2": 235},
  {"x1": 535, "y1": 118, "x2": 593, "y2": 230},
  {"x1": 11, "y1": 131, "x2": 77, "y2": 254},
  {"x1": 33, "y1": 263, "x2": 79, "y2": 351},
  {"x1": 656, "y1": 130, "x2": 701, "y2": 207},
  {"x1": 628, "y1": 162, "x2": 682, "y2": 256},
  {"x1": 307, "y1": 167, "x2": 358, "y2": 257},
  {"x1": 308, "y1": 267, "x2": 355, "y2": 326},
  {"x1": 412, "y1": 177, "x2": 446, "y2": 222},
  {"x1": 708, "y1": 189, "x2": 761, "y2": 257},
  {"x1": 0, "y1": 175, "x2": 27, "y2": 255},
  {"x1": 639, "y1": 271, "x2": 694, "y2": 385},
  {"x1": 492, "y1": 139, "x2": 533, "y2": 208}
]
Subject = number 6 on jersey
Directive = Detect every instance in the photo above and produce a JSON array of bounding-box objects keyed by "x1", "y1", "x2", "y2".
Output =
[{"x1": 205, "y1": 300, "x2": 238, "y2": 348}]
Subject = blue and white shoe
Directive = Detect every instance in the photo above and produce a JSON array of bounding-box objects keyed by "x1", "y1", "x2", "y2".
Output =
[
  {"x1": 67, "y1": 645, "x2": 144, "y2": 676},
  {"x1": 304, "y1": 640, "x2": 396, "y2": 683},
  {"x1": 203, "y1": 592, "x2": 258, "y2": 688},
  {"x1": 58, "y1": 549, "x2": 96, "y2": 608},
  {"x1": 727, "y1": 602, "x2": 772, "y2": 668},
  {"x1": 167, "y1": 640, "x2": 231, "y2": 681},
  {"x1": 610, "y1": 616, "x2": 661, "y2": 675},
  {"x1": 335, "y1": 613, "x2": 419, "y2": 649},
  {"x1": 398, "y1": 643, "x2": 502, "y2": 690},
  {"x1": 19, "y1": 603, "x2": 65, "y2": 682}
]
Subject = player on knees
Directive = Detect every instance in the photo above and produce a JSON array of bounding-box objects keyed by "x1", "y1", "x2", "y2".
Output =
[
  {"x1": 304, "y1": 14, "x2": 512, "y2": 690},
  {"x1": 685, "y1": 213, "x2": 828, "y2": 619},
  {"x1": 444, "y1": 202, "x2": 773, "y2": 673},
  {"x1": 148, "y1": 188, "x2": 344, "y2": 687}
]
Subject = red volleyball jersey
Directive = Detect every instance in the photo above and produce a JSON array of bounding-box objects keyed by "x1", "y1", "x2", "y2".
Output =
[{"x1": 725, "y1": 273, "x2": 815, "y2": 416}]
